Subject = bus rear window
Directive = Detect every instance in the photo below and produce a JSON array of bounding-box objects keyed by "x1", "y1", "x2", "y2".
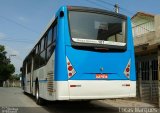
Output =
[{"x1": 69, "y1": 11, "x2": 126, "y2": 48}]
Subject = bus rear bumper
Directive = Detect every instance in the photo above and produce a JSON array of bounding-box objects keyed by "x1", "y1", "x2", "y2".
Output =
[{"x1": 55, "y1": 80, "x2": 136, "y2": 100}]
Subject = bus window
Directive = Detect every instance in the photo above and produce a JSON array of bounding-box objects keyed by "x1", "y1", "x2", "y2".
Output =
[
  {"x1": 35, "y1": 46, "x2": 39, "y2": 54},
  {"x1": 23, "y1": 62, "x2": 26, "y2": 75},
  {"x1": 27, "y1": 58, "x2": 31, "y2": 74},
  {"x1": 46, "y1": 24, "x2": 57, "y2": 60},
  {"x1": 69, "y1": 11, "x2": 126, "y2": 49},
  {"x1": 48, "y1": 28, "x2": 52, "y2": 46},
  {"x1": 53, "y1": 25, "x2": 57, "y2": 42},
  {"x1": 41, "y1": 38, "x2": 45, "y2": 52},
  {"x1": 34, "y1": 55, "x2": 40, "y2": 69},
  {"x1": 39, "y1": 51, "x2": 46, "y2": 66}
]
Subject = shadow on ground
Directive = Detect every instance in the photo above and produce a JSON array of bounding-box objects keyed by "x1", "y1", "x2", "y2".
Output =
[
  {"x1": 43, "y1": 100, "x2": 118, "y2": 113},
  {"x1": 24, "y1": 92, "x2": 119, "y2": 113}
]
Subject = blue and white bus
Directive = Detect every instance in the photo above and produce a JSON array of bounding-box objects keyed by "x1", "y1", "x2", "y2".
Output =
[{"x1": 21, "y1": 6, "x2": 136, "y2": 105}]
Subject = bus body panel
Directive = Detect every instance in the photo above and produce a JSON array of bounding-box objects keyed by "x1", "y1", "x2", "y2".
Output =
[
  {"x1": 126, "y1": 18, "x2": 136, "y2": 81},
  {"x1": 66, "y1": 46, "x2": 131, "y2": 80},
  {"x1": 63, "y1": 11, "x2": 136, "y2": 99},
  {"x1": 22, "y1": 6, "x2": 136, "y2": 101},
  {"x1": 37, "y1": 52, "x2": 56, "y2": 101},
  {"x1": 68, "y1": 80, "x2": 136, "y2": 99},
  {"x1": 54, "y1": 80, "x2": 136, "y2": 100},
  {"x1": 55, "y1": 7, "x2": 68, "y2": 81}
]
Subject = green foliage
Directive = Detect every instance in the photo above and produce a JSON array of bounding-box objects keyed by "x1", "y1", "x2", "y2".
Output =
[{"x1": 0, "y1": 45, "x2": 15, "y2": 85}]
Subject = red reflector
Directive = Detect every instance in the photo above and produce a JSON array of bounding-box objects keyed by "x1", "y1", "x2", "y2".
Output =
[
  {"x1": 69, "y1": 73, "x2": 72, "y2": 76},
  {"x1": 126, "y1": 84, "x2": 130, "y2": 86},
  {"x1": 122, "y1": 84, "x2": 130, "y2": 86},
  {"x1": 67, "y1": 62, "x2": 70, "y2": 65},
  {"x1": 126, "y1": 67, "x2": 130, "y2": 72},
  {"x1": 68, "y1": 66, "x2": 73, "y2": 71},
  {"x1": 70, "y1": 85, "x2": 76, "y2": 87}
]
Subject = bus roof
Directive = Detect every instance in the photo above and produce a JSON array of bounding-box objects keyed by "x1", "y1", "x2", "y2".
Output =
[{"x1": 67, "y1": 6, "x2": 127, "y2": 19}]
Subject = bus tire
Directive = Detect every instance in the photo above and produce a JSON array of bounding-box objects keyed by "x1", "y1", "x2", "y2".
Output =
[{"x1": 35, "y1": 83, "x2": 45, "y2": 105}]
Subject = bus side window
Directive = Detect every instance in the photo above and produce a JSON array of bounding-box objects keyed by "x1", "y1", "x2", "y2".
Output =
[
  {"x1": 23, "y1": 62, "x2": 26, "y2": 75},
  {"x1": 39, "y1": 36, "x2": 46, "y2": 66},
  {"x1": 34, "y1": 45, "x2": 39, "y2": 70},
  {"x1": 35, "y1": 46, "x2": 39, "y2": 54},
  {"x1": 53, "y1": 25, "x2": 57, "y2": 42},
  {"x1": 48, "y1": 28, "x2": 52, "y2": 46},
  {"x1": 46, "y1": 24, "x2": 57, "y2": 60},
  {"x1": 41, "y1": 38, "x2": 45, "y2": 52},
  {"x1": 27, "y1": 57, "x2": 31, "y2": 74}
]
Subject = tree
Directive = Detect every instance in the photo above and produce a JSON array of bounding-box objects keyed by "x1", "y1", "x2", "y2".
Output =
[{"x1": 0, "y1": 45, "x2": 15, "y2": 86}]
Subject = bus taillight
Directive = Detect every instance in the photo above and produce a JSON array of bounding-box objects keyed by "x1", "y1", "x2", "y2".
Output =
[
  {"x1": 126, "y1": 67, "x2": 130, "y2": 72},
  {"x1": 124, "y1": 59, "x2": 131, "y2": 79},
  {"x1": 68, "y1": 66, "x2": 73, "y2": 71},
  {"x1": 66, "y1": 56, "x2": 76, "y2": 79}
]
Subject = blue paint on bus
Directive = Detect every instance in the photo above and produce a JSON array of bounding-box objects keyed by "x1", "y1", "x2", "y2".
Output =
[
  {"x1": 21, "y1": 6, "x2": 136, "y2": 101},
  {"x1": 52, "y1": 6, "x2": 136, "y2": 82}
]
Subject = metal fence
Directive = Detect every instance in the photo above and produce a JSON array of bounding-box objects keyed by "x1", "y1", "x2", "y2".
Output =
[{"x1": 136, "y1": 55, "x2": 158, "y2": 105}]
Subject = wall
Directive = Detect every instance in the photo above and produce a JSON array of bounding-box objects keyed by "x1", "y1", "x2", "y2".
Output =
[{"x1": 155, "y1": 15, "x2": 160, "y2": 41}]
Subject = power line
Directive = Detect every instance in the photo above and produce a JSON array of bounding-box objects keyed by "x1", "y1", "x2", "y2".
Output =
[
  {"x1": 0, "y1": 34, "x2": 35, "y2": 43},
  {"x1": 86, "y1": 0, "x2": 111, "y2": 11},
  {"x1": 0, "y1": 35, "x2": 35, "y2": 42},
  {"x1": 0, "y1": 15, "x2": 40, "y2": 34},
  {"x1": 117, "y1": 7, "x2": 153, "y2": 32},
  {"x1": 95, "y1": 0, "x2": 114, "y2": 7},
  {"x1": 89, "y1": 0, "x2": 152, "y2": 32},
  {"x1": 0, "y1": 39, "x2": 34, "y2": 43},
  {"x1": 6, "y1": 38, "x2": 35, "y2": 42}
]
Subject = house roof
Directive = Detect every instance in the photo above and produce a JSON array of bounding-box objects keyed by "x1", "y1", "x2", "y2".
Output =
[{"x1": 132, "y1": 12, "x2": 154, "y2": 20}]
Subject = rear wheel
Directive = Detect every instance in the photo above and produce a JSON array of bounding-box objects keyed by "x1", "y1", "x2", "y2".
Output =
[{"x1": 35, "y1": 83, "x2": 45, "y2": 105}]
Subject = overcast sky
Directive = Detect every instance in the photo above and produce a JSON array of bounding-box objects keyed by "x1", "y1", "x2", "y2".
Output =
[{"x1": 0, "y1": 0, "x2": 160, "y2": 74}]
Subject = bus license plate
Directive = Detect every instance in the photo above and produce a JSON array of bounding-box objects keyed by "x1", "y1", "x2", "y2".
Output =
[{"x1": 96, "y1": 74, "x2": 108, "y2": 79}]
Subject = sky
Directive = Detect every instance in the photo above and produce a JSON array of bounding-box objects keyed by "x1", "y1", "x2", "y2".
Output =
[{"x1": 0, "y1": 0, "x2": 160, "y2": 74}]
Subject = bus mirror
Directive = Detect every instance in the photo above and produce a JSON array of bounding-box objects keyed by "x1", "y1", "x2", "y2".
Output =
[
  {"x1": 60, "y1": 11, "x2": 64, "y2": 17},
  {"x1": 20, "y1": 67, "x2": 23, "y2": 72}
]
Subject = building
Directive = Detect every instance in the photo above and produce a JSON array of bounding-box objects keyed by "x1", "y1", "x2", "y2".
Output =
[{"x1": 132, "y1": 12, "x2": 160, "y2": 107}]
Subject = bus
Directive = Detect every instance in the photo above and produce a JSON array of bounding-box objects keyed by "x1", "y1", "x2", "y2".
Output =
[{"x1": 21, "y1": 6, "x2": 136, "y2": 105}]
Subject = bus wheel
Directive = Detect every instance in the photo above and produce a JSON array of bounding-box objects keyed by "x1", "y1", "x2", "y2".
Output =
[{"x1": 35, "y1": 84, "x2": 45, "y2": 105}]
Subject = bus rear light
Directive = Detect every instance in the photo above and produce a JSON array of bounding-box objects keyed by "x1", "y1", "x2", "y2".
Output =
[
  {"x1": 70, "y1": 85, "x2": 76, "y2": 87},
  {"x1": 67, "y1": 62, "x2": 70, "y2": 65},
  {"x1": 69, "y1": 73, "x2": 72, "y2": 76},
  {"x1": 124, "y1": 59, "x2": 131, "y2": 79},
  {"x1": 66, "y1": 56, "x2": 76, "y2": 79},
  {"x1": 68, "y1": 66, "x2": 73, "y2": 71},
  {"x1": 70, "y1": 85, "x2": 81, "y2": 87},
  {"x1": 126, "y1": 67, "x2": 130, "y2": 72}
]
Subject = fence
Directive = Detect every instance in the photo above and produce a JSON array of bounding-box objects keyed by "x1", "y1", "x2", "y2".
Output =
[{"x1": 3, "y1": 80, "x2": 21, "y2": 87}]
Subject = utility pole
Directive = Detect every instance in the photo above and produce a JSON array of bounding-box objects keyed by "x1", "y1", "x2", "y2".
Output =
[{"x1": 114, "y1": 4, "x2": 119, "y2": 13}]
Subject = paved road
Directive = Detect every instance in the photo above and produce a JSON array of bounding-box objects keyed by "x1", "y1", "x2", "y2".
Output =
[
  {"x1": 0, "y1": 87, "x2": 158, "y2": 113},
  {"x1": 0, "y1": 87, "x2": 119, "y2": 113}
]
